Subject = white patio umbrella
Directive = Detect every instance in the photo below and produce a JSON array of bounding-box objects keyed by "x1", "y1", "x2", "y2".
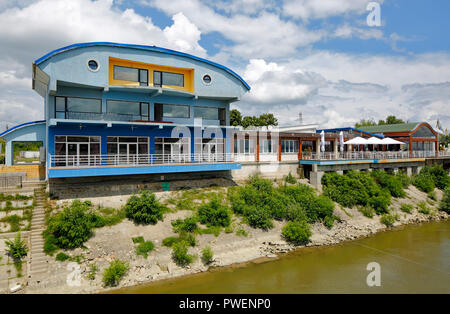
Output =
[
  {"x1": 343, "y1": 137, "x2": 368, "y2": 145},
  {"x1": 380, "y1": 137, "x2": 405, "y2": 145},
  {"x1": 320, "y1": 130, "x2": 325, "y2": 152},
  {"x1": 339, "y1": 131, "x2": 344, "y2": 152},
  {"x1": 366, "y1": 137, "x2": 384, "y2": 145}
]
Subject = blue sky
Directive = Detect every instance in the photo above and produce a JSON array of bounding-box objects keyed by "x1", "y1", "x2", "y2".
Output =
[{"x1": 0, "y1": 0, "x2": 449, "y2": 130}]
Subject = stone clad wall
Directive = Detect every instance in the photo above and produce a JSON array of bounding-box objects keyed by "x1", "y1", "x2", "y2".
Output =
[{"x1": 0, "y1": 165, "x2": 45, "y2": 179}]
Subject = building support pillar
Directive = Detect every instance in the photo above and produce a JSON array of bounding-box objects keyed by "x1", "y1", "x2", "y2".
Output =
[
  {"x1": 316, "y1": 139, "x2": 321, "y2": 159},
  {"x1": 310, "y1": 170, "x2": 324, "y2": 191},
  {"x1": 406, "y1": 167, "x2": 412, "y2": 177}
]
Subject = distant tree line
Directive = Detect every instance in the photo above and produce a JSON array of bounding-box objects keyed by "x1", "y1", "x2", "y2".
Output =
[
  {"x1": 355, "y1": 115, "x2": 406, "y2": 128},
  {"x1": 230, "y1": 109, "x2": 278, "y2": 128}
]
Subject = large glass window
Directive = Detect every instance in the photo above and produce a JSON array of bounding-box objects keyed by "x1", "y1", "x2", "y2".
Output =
[
  {"x1": 155, "y1": 137, "x2": 190, "y2": 163},
  {"x1": 260, "y1": 139, "x2": 276, "y2": 153},
  {"x1": 106, "y1": 100, "x2": 149, "y2": 120},
  {"x1": 154, "y1": 103, "x2": 190, "y2": 119},
  {"x1": 194, "y1": 107, "x2": 219, "y2": 120},
  {"x1": 53, "y1": 136, "x2": 100, "y2": 167},
  {"x1": 413, "y1": 125, "x2": 435, "y2": 138},
  {"x1": 113, "y1": 65, "x2": 148, "y2": 86},
  {"x1": 281, "y1": 140, "x2": 299, "y2": 153},
  {"x1": 55, "y1": 96, "x2": 101, "y2": 119},
  {"x1": 234, "y1": 138, "x2": 255, "y2": 154},
  {"x1": 153, "y1": 71, "x2": 184, "y2": 87}
]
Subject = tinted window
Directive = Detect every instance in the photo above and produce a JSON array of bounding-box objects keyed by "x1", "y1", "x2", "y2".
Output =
[
  {"x1": 194, "y1": 107, "x2": 219, "y2": 120},
  {"x1": 107, "y1": 100, "x2": 140, "y2": 115},
  {"x1": 67, "y1": 97, "x2": 101, "y2": 113},
  {"x1": 162, "y1": 104, "x2": 190, "y2": 118},
  {"x1": 114, "y1": 66, "x2": 138, "y2": 81}
]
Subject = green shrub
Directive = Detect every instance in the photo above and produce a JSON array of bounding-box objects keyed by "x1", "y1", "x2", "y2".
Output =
[
  {"x1": 201, "y1": 246, "x2": 214, "y2": 264},
  {"x1": 358, "y1": 206, "x2": 375, "y2": 218},
  {"x1": 418, "y1": 201, "x2": 431, "y2": 215},
  {"x1": 323, "y1": 216, "x2": 334, "y2": 229},
  {"x1": 284, "y1": 172, "x2": 297, "y2": 184},
  {"x1": 400, "y1": 204, "x2": 414, "y2": 214},
  {"x1": 371, "y1": 169, "x2": 406, "y2": 198},
  {"x1": 422, "y1": 165, "x2": 449, "y2": 190},
  {"x1": 197, "y1": 198, "x2": 231, "y2": 227},
  {"x1": 5, "y1": 232, "x2": 28, "y2": 260},
  {"x1": 413, "y1": 172, "x2": 435, "y2": 193},
  {"x1": 46, "y1": 200, "x2": 93, "y2": 249},
  {"x1": 55, "y1": 252, "x2": 70, "y2": 262},
  {"x1": 282, "y1": 221, "x2": 312, "y2": 245},
  {"x1": 5, "y1": 214, "x2": 21, "y2": 232},
  {"x1": 162, "y1": 236, "x2": 180, "y2": 247},
  {"x1": 132, "y1": 236, "x2": 144, "y2": 244},
  {"x1": 171, "y1": 216, "x2": 198, "y2": 233},
  {"x1": 43, "y1": 230, "x2": 59, "y2": 255},
  {"x1": 322, "y1": 171, "x2": 379, "y2": 208},
  {"x1": 135, "y1": 241, "x2": 155, "y2": 258},
  {"x1": 368, "y1": 191, "x2": 391, "y2": 215},
  {"x1": 172, "y1": 241, "x2": 194, "y2": 267},
  {"x1": 87, "y1": 263, "x2": 99, "y2": 280},
  {"x1": 245, "y1": 208, "x2": 273, "y2": 230},
  {"x1": 285, "y1": 203, "x2": 308, "y2": 222},
  {"x1": 125, "y1": 190, "x2": 166, "y2": 225},
  {"x1": 396, "y1": 171, "x2": 411, "y2": 189},
  {"x1": 235, "y1": 229, "x2": 248, "y2": 237},
  {"x1": 102, "y1": 260, "x2": 129, "y2": 287},
  {"x1": 427, "y1": 191, "x2": 437, "y2": 201},
  {"x1": 380, "y1": 214, "x2": 396, "y2": 227},
  {"x1": 439, "y1": 187, "x2": 450, "y2": 214}
]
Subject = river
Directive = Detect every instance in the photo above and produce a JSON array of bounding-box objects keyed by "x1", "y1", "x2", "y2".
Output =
[{"x1": 116, "y1": 221, "x2": 450, "y2": 294}]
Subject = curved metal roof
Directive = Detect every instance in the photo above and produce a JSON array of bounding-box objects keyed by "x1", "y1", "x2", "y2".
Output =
[
  {"x1": 0, "y1": 120, "x2": 46, "y2": 138},
  {"x1": 33, "y1": 42, "x2": 250, "y2": 91}
]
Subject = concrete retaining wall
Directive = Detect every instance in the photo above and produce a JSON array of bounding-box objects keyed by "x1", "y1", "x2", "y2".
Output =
[
  {"x1": 49, "y1": 171, "x2": 236, "y2": 200},
  {"x1": 231, "y1": 161, "x2": 300, "y2": 181}
]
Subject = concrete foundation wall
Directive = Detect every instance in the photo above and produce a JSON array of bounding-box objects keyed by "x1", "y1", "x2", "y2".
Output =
[
  {"x1": 231, "y1": 161, "x2": 300, "y2": 181},
  {"x1": 49, "y1": 171, "x2": 235, "y2": 200}
]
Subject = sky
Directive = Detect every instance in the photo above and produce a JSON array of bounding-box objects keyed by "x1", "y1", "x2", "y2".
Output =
[{"x1": 0, "y1": 0, "x2": 449, "y2": 131}]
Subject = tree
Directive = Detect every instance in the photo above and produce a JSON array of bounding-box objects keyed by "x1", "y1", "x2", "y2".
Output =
[
  {"x1": 355, "y1": 119, "x2": 377, "y2": 128},
  {"x1": 230, "y1": 109, "x2": 242, "y2": 126},
  {"x1": 232, "y1": 109, "x2": 278, "y2": 128},
  {"x1": 355, "y1": 115, "x2": 405, "y2": 128},
  {"x1": 379, "y1": 115, "x2": 405, "y2": 125}
]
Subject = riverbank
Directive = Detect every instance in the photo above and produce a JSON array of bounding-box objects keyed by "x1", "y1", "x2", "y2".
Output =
[{"x1": 21, "y1": 182, "x2": 448, "y2": 294}]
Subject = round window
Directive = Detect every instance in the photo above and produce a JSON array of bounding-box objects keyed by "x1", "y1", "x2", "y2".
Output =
[
  {"x1": 87, "y1": 59, "x2": 100, "y2": 72},
  {"x1": 202, "y1": 74, "x2": 212, "y2": 85}
]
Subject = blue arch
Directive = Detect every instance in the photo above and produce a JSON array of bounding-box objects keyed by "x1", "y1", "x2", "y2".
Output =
[{"x1": 33, "y1": 42, "x2": 251, "y2": 91}]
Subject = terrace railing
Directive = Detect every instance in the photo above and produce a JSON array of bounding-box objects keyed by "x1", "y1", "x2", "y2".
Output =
[
  {"x1": 49, "y1": 153, "x2": 235, "y2": 168},
  {"x1": 301, "y1": 150, "x2": 450, "y2": 161}
]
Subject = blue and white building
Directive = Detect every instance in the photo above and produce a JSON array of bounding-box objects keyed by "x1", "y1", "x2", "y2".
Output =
[{"x1": 1, "y1": 42, "x2": 250, "y2": 180}]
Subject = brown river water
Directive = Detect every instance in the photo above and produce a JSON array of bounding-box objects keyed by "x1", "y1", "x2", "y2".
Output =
[{"x1": 114, "y1": 221, "x2": 450, "y2": 294}]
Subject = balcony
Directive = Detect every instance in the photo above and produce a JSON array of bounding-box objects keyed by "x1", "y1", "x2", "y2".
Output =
[
  {"x1": 301, "y1": 151, "x2": 449, "y2": 161},
  {"x1": 65, "y1": 112, "x2": 142, "y2": 122},
  {"x1": 47, "y1": 153, "x2": 240, "y2": 178}
]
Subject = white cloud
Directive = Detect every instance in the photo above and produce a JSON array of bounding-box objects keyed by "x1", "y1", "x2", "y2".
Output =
[
  {"x1": 143, "y1": 0, "x2": 325, "y2": 59},
  {"x1": 282, "y1": 0, "x2": 384, "y2": 21},
  {"x1": 235, "y1": 51, "x2": 450, "y2": 129},
  {"x1": 0, "y1": 0, "x2": 206, "y2": 130}
]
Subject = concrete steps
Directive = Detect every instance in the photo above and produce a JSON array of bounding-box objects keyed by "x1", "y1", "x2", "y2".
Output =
[{"x1": 28, "y1": 188, "x2": 49, "y2": 278}]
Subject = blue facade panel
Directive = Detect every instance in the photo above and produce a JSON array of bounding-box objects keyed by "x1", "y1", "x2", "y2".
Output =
[{"x1": 48, "y1": 162, "x2": 241, "y2": 178}]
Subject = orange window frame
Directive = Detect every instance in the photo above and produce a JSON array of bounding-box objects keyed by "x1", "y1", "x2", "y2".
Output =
[{"x1": 108, "y1": 57, "x2": 194, "y2": 93}]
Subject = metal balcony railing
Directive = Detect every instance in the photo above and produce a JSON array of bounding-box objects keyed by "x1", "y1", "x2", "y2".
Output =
[
  {"x1": 301, "y1": 151, "x2": 450, "y2": 160},
  {"x1": 49, "y1": 153, "x2": 235, "y2": 168}
]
